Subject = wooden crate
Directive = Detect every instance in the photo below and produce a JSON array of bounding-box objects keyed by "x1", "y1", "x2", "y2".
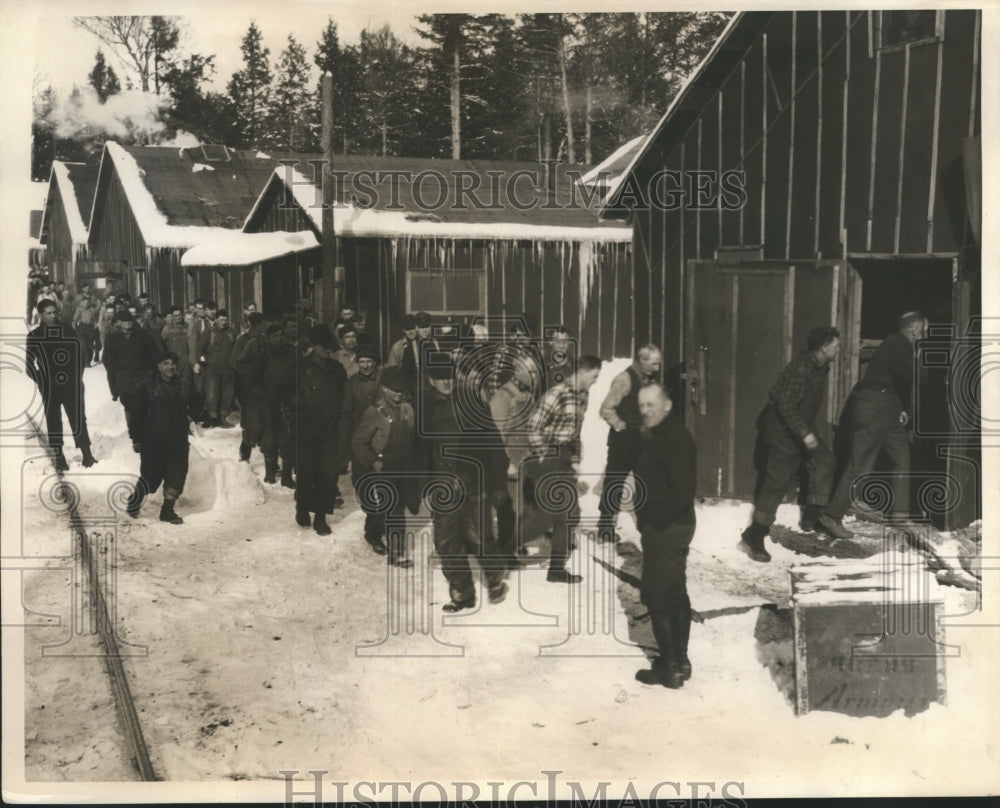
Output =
[{"x1": 792, "y1": 561, "x2": 947, "y2": 716}]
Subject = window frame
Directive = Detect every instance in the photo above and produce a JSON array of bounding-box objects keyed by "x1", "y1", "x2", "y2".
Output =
[
  {"x1": 405, "y1": 266, "x2": 486, "y2": 316},
  {"x1": 874, "y1": 10, "x2": 943, "y2": 54}
]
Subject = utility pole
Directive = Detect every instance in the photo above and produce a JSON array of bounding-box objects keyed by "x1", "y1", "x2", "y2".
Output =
[{"x1": 321, "y1": 72, "x2": 340, "y2": 323}]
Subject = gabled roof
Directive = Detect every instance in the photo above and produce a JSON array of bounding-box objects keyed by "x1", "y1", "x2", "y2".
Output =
[
  {"x1": 578, "y1": 134, "x2": 651, "y2": 190},
  {"x1": 244, "y1": 155, "x2": 631, "y2": 243},
  {"x1": 602, "y1": 11, "x2": 774, "y2": 218},
  {"x1": 40, "y1": 162, "x2": 99, "y2": 245},
  {"x1": 88, "y1": 142, "x2": 290, "y2": 249}
]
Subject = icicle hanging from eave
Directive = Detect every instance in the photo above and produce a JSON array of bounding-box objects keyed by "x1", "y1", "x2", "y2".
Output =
[{"x1": 578, "y1": 240, "x2": 597, "y2": 312}]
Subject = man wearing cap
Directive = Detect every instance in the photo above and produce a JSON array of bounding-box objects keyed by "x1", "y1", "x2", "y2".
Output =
[
  {"x1": 351, "y1": 366, "x2": 417, "y2": 562},
  {"x1": 103, "y1": 309, "x2": 156, "y2": 452},
  {"x1": 420, "y1": 360, "x2": 510, "y2": 611},
  {"x1": 26, "y1": 299, "x2": 98, "y2": 471},
  {"x1": 400, "y1": 311, "x2": 438, "y2": 384},
  {"x1": 524, "y1": 354, "x2": 603, "y2": 584},
  {"x1": 386, "y1": 314, "x2": 418, "y2": 369},
  {"x1": 260, "y1": 323, "x2": 297, "y2": 486},
  {"x1": 187, "y1": 299, "x2": 213, "y2": 421},
  {"x1": 232, "y1": 312, "x2": 268, "y2": 462},
  {"x1": 338, "y1": 344, "x2": 382, "y2": 471},
  {"x1": 197, "y1": 309, "x2": 236, "y2": 429},
  {"x1": 128, "y1": 352, "x2": 193, "y2": 524},
  {"x1": 333, "y1": 322, "x2": 360, "y2": 378},
  {"x1": 281, "y1": 323, "x2": 347, "y2": 535},
  {"x1": 597, "y1": 344, "x2": 664, "y2": 543},
  {"x1": 161, "y1": 306, "x2": 191, "y2": 382}
]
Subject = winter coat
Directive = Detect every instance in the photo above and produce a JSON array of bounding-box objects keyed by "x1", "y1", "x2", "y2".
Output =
[
  {"x1": 160, "y1": 322, "x2": 191, "y2": 371},
  {"x1": 421, "y1": 390, "x2": 507, "y2": 494},
  {"x1": 339, "y1": 370, "x2": 382, "y2": 465},
  {"x1": 197, "y1": 325, "x2": 235, "y2": 371},
  {"x1": 26, "y1": 322, "x2": 85, "y2": 396},
  {"x1": 281, "y1": 351, "x2": 347, "y2": 439},
  {"x1": 103, "y1": 328, "x2": 156, "y2": 397},
  {"x1": 136, "y1": 372, "x2": 192, "y2": 445},
  {"x1": 350, "y1": 397, "x2": 416, "y2": 483}
]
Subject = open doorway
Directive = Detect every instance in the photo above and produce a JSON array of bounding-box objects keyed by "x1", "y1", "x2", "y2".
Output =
[{"x1": 848, "y1": 256, "x2": 955, "y2": 525}]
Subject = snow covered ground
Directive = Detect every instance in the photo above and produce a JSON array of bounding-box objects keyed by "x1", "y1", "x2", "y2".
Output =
[{"x1": 8, "y1": 357, "x2": 999, "y2": 799}]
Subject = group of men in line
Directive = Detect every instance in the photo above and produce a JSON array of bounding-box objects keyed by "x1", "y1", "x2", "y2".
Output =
[{"x1": 24, "y1": 284, "x2": 927, "y2": 691}]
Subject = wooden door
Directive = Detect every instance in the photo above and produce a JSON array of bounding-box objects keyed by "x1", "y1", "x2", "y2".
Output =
[{"x1": 684, "y1": 259, "x2": 858, "y2": 499}]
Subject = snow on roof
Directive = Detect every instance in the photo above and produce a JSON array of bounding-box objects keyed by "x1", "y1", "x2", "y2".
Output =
[
  {"x1": 578, "y1": 133, "x2": 650, "y2": 188},
  {"x1": 601, "y1": 12, "x2": 766, "y2": 216},
  {"x1": 192, "y1": 163, "x2": 215, "y2": 173},
  {"x1": 104, "y1": 142, "x2": 235, "y2": 249},
  {"x1": 48, "y1": 162, "x2": 92, "y2": 244},
  {"x1": 258, "y1": 165, "x2": 633, "y2": 243},
  {"x1": 181, "y1": 230, "x2": 320, "y2": 267}
]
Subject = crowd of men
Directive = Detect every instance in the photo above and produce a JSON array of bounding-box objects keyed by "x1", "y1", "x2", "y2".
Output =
[{"x1": 25, "y1": 281, "x2": 929, "y2": 691}]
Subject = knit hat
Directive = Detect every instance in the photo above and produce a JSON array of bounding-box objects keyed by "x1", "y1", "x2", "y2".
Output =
[
  {"x1": 380, "y1": 367, "x2": 410, "y2": 393},
  {"x1": 356, "y1": 344, "x2": 379, "y2": 361}
]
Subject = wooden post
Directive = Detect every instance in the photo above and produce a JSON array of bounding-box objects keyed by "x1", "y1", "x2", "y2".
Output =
[{"x1": 321, "y1": 73, "x2": 339, "y2": 323}]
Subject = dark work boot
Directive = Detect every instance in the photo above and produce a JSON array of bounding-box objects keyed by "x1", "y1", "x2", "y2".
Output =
[
  {"x1": 364, "y1": 534, "x2": 388, "y2": 555},
  {"x1": 238, "y1": 441, "x2": 251, "y2": 462},
  {"x1": 263, "y1": 457, "x2": 278, "y2": 484},
  {"x1": 80, "y1": 445, "x2": 98, "y2": 468},
  {"x1": 388, "y1": 532, "x2": 412, "y2": 568},
  {"x1": 280, "y1": 467, "x2": 296, "y2": 489},
  {"x1": 52, "y1": 448, "x2": 69, "y2": 472},
  {"x1": 737, "y1": 522, "x2": 771, "y2": 563},
  {"x1": 671, "y1": 607, "x2": 693, "y2": 681},
  {"x1": 295, "y1": 507, "x2": 311, "y2": 527},
  {"x1": 800, "y1": 504, "x2": 823, "y2": 532},
  {"x1": 313, "y1": 513, "x2": 332, "y2": 536},
  {"x1": 126, "y1": 486, "x2": 144, "y2": 518},
  {"x1": 637, "y1": 612, "x2": 684, "y2": 689},
  {"x1": 443, "y1": 583, "x2": 476, "y2": 612},
  {"x1": 159, "y1": 497, "x2": 183, "y2": 525}
]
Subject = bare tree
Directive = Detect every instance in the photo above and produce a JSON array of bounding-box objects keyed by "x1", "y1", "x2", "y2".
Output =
[{"x1": 72, "y1": 16, "x2": 180, "y2": 93}]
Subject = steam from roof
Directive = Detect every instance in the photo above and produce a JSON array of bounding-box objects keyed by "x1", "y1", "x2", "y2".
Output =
[{"x1": 48, "y1": 85, "x2": 169, "y2": 144}]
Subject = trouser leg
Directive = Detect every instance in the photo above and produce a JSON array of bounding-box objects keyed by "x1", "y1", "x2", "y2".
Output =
[
  {"x1": 599, "y1": 430, "x2": 639, "y2": 528},
  {"x1": 434, "y1": 511, "x2": 475, "y2": 602},
  {"x1": 882, "y1": 424, "x2": 912, "y2": 518},
  {"x1": 752, "y1": 440, "x2": 802, "y2": 527},
  {"x1": 826, "y1": 393, "x2": 896, "y2": 519}
]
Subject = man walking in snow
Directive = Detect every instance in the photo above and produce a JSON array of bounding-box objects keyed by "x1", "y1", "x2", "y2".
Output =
[
  {"x1": 350, "y1": 367, "x2": 418, "y2": 562},
  {"x1": 738, "y1": 326, "x2": 841, "y2": 562},
  {"x1": 819, "y1": 312, "x2": 927, "y2": 538},
  {"x1": 633, "y1": 382, "x2": 697, "y2": 689},
  {"x1": 26, "y1": 299, "x2": 98, "y2": 471},
  {"x1": 197, "y1": 309, "x2": 236, "y2": 429},
  {"x1": 282, "y1": 324, "x2": 347, "y2": 536},
  {"x1": 103, "y1": 309, "x2": 156, "y2": 453},
  {"x1": 128, "y1": 351, "x2": 193, "y2": 524},
  {"x1": 597, "y1": 344, "x2": 663, "y2": 543},
  {"x1": 259, "y1": 324, "x2": 297, "y2": 486},
  {"x1": 232, "y1": 312, "x2": 267, "y2": 462}
]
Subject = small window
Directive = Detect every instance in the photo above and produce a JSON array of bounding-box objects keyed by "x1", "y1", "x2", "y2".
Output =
[
  {"x1": 200, "y1": 144, "x2": 232, "y2": 162},
  {"x1": 878, "y1": 11, "x2": 939, "y2": 50},
  {"x1": 407, "y1": 268, "x2": 485, "y2": 315}
]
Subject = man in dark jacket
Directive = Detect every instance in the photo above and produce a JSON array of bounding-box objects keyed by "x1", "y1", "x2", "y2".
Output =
[
  {"x1": 351, "y1": 367, "x2": 418, "y2": 562},
  {"x1": 283, "y1": 323, "x2": 347, "y2": 535},
  {"x1": 820, "y1": 311, "x2": 927, "y2": 537},
  {"x1": 128, "y1": 352, "x2": 193, "y2": 524},
  {"x1": 598, "y1": 344, "x2": 663, "y2": 542},
  {"x1": 339, "y1": 344, "x2": 382, "y2": 466},
  {"x1": 103, "y1": 310, "x2": 156, "y2": 452},
  {"x1": 26, "y1": 299, "x2": 97, "y2": 471},
  {"x1": 232, "y1": 312, "x2": 267, "y2": 461},
  {"x1": 739, "y1": 327, "x2": 841, "y2": 562},
  {"x1": 421, "y1": 362, "x2": 510, "y2": 611},
  {"x1": 260, "y1": 324, "x2": 297, "y2": 486},
  {"x1": 160, "y1": 306, "x2": 191, "y2": 381},
  {"x1": 197, "y1": 309, "x2": 236, "y2": 428},
  {"x1": 633, "y1": 382, "x2": 697, "y2": 690}
]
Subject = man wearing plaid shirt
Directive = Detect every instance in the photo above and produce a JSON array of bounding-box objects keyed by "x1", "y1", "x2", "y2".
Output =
[
  {"x1": 525, "y1": 354, "x2": 603, "y2": 583},
  {"x1": 739, "y1": 326, "x2": 840, "y2": 563}
]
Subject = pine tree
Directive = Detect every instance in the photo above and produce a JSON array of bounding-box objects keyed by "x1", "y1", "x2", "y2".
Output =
[
  {"x1": 268, "y1": 34, "x2": 311, "y2": 151},
  {"x1": 88, "y1": 50, "x2": 122, "y2": 102},
  {"x1": 357, "y1": 25, "x2": 415, "y2": 156},
  {"x1": 227, "y1": 22, "x2": 273, "y2": 149},
  {"x1": 313, "y1": 18, "x2": 363, "y2": 154}
]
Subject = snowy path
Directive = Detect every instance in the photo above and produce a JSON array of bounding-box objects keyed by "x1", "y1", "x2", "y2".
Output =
[{"x1": 17, "y1": 361, "x2": 998, "y2": 796}]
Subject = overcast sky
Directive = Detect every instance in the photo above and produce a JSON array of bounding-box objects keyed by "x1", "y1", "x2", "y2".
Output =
[{"x1": 34, "y1": 3, "x2": 426, "y2": 97}]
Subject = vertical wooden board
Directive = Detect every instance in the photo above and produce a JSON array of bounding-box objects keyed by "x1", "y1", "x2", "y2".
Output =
[
  {"x1": 523, "y1": 243, "x2": 544, "y2": 333},
  {"x1": 790, "y1": 70, "x2": 820, "y2": 258},
  {"x1": 898, "y1": 43, "x2": 939, "y2": 253},
  {"x1": 502, "y1": 243, "x2": 523, "y2": 320},
  {"x1": 932, "y1": 10, "x2": 978, "y2": 253},
  {"x1": 792, "y1": 264, "x2": 836, "y2": 351},
  {"x1": 562, "y1": 244, "x2": 580, "y2": 340},
  {"x1": 633, "y1": 217, "x2": 652, "y2": 348},
  {"x1": 541, "y1": 242, "x2": 563, "y2": 331},
  {"x1": 821, "y1": 10, "x2": 847, "y2": 52},
  {"x1": 486, "y1": 244, "x2": 505, "y2": 322},
  {"x1": 687, "y1": 262, "x2": 733, "y2": 494},
  {"x1": 844, "y1": 13, "x2": 876, "y2": 253},
  {"x1": 699, "y1": 100, "x2": 721, "y2": 258},
  {"x1": 733, "y1": 271, "x2": 789, "y2": 495},
  {"x1": 767, "y1": 14, "x2": 795, "y2": 118},
  {"x1": 795, "y1": 11, "x2": 819, "y2": 77},
  {"x1": 870, "y1": 49, "x2": 905, "y2": 254},
  {"x1": 614, "y1": 247, "x2": 634, "y2": 358},
  {"x1": 820, "y1": 32, "x2": 848, "y2": 257},
  {"x1": 720, "y1": 77, "x2": 743, "y2": 246},
  {"x1": 646, "y1": 209, "x2": 665, "y2": 352},
  {"x1": 764, "y1": 113, "x2": 791, "y2": 258},
  {"x1": 742, "y1": 38, "x2": 765, "y2": 247}
]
